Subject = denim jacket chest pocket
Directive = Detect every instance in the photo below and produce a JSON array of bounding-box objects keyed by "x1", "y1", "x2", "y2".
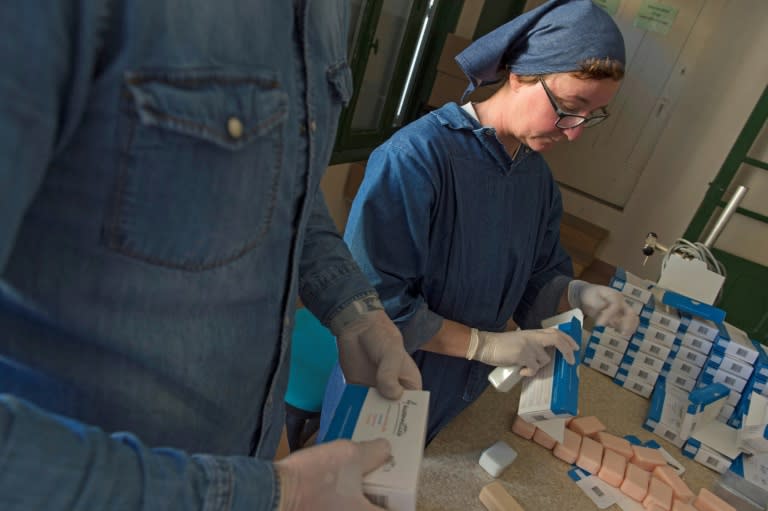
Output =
[{"x1": 105, "y1": 69, "x2": 288, "y2": 270}]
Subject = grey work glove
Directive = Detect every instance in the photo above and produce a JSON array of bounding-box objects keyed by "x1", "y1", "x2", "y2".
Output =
[
  {"x1": 466, "y1": 327, "x2": 579, "y2": 377},
  {"x1": 275, "y1": 438, "x2": 391, "y2": 511},
  {"x1": 568, "y1": 279, "x2": 639, "y2": 337},
  {"x1": 330, "y1": 296, "x2": 422, "y2": 399}
]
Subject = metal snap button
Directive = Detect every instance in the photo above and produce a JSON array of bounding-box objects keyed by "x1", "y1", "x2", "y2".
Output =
[{"x1": 227, "y1": 117, "x2": 244, "y2": 139}]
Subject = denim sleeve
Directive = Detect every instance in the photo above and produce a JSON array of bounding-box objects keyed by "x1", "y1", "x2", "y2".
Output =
[
  {"x1": 342, "y1": 144, "x2": 444, "y2": 351},
  {"x1": 0, "y1": 395, "x2": 279, "y2": 511},
  {"x1": 514, "y1": 183, "x2": 573, "y2": 329},
  {"x1": 0, "y1": 1, "x2": 108, "y2": 270},
  {"x1": 298, "y1": 189, "x2": 376, "y2": 325}
]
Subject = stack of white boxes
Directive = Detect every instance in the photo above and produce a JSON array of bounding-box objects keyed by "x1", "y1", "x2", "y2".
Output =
[
  {"x1": 582, "y1": 268, "x2": 651, "y2": 379},
  {"x1": 614, "y1": 294, "x2": 684, "y2": 398},
  {"x1": 678, "y1": 322, "x2": 765, "y2": 473},
  {"x1": 665, "y1": 315, "x2": 716, "y2": 393},
  {"x1": 698, "y1": 322, "x2": 759, "y2": 424},
  {"x1": 731, "y1": 341, "x2": 768, "y2": 429}
]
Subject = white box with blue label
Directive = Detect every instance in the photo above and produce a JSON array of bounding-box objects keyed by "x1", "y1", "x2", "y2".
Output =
[
  {"x1": 667, "y1": 372, "x2": 697, "y2": 392},
  {"x1": 680, "y1": 382, "x2": 730, "y2": 440},
  {"x1": 680, "y1": 331, "x2": 714, "y2": 356},
  {"x1": 320, "y1": 385, "x2": 429, "y2": 511},
  {"x1": 716, "y1": 322, "x2": 760, "y2": 365},
  {"x1": 517, "y1": 316, "x2": 581, "y2": 423},
  {"x1": 644, "y1": 377, "x2": 694, "y2": 447},
  {"x1": 640, "y1": 295, "x2": 682, "y2": 333},
  {"x1": 707, "y1": 346, "x2": 754, "y2": 381},
  {"x1": 739, "y1": 392, "x2": 768, "y2": 454},
  {"x1": 752, "y1": 340, "x2": 768, "y2": 380},
  {"x1": 662, "y1": 290, "x2": 725, "y2": 342},
  {"x1": 610, "y1": 268, "x2": 654, "y2": 304},
  {"x1": 669, "y1": 356, "x2": 702, "y2": 381}
]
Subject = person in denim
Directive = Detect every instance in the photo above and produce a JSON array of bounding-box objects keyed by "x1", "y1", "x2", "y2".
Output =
[
  {"x1": 321, "y1": 0, "x2": 640, "y2": 444},
  {"x1": 0, "y1": 1, "x2": 420, "y2": 509}
]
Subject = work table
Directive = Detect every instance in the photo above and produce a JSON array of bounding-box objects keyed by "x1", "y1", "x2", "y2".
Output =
[{"x1": 417, "y1": 366, "x2": 718, "y2": 510}]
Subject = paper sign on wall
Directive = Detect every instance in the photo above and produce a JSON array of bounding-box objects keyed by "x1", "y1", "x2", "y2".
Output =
[
  {"x1": 593, "y1": 0, "x2": 621, "y2": 16},
  {"x1": 634, "y1": 1, "x2": 679, "y2": 35}
]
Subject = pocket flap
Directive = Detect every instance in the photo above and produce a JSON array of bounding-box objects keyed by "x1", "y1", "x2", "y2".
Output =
[{"x1": 126, "y1": 70, "x2": 288, "y2": 150}]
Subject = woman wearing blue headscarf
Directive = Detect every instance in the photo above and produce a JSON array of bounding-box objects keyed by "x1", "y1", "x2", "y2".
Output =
[{"x1": 322, "y1": 0, "x2": 640, "y2": 444}]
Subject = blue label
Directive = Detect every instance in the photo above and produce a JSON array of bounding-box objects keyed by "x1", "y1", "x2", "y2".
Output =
[
  {"x1": 550, "y1": 317, "x2": 581, "y2": 416},
  {"x1": 322, "y1": 384, "x2": 370, "y2": 442}
]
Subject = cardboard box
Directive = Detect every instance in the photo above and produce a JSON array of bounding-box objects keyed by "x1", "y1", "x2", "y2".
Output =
[{"x1": 321, "y1": 385, "x2": 430, "y2": 511}]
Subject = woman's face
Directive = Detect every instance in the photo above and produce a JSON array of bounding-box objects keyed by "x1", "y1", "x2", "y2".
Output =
[{"x1": 503, "y1": 72, "x2": 621, "y2": 152}]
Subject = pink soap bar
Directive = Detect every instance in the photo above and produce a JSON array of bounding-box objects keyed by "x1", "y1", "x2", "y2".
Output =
[
  {"x1": 568, "y1": 415, "x2": 607, "y2": 437},
  {"x1": 511, "y1": 416, "x2": 537, "y2": 440},
  {"x1": 597, "y1": 448, "x2": 626, "y2": 487},
  {"x1": 532, "y1": 428, "x2": 556, "y2": 449},
  {"x1": 575, "y1": 436, "x2": 604, "y2": 474},
  {"x1": 672, "y1": 500, "x2": 697, "y2": 511},
  {"x1": 653, "y1": 465, "x2": 694, "y2": 503},
  {"x1": 553, "y1": 428, "x2": 582, "y2": 464},
  {"x1": 692, "y1": 488, "x2": 737, "y2": 511},
  {"x1": 643, "y1": 477, "x2": 673, "y2": 511},
  {"x1": 647, "y1": 505, "x2": 667, "y2": 511},
  {"x1": 596, "y1": 431, "x2": 634, "y2": 459},
  {"x1": 630, "y1": 445, "x2": 667, "y2": 471},
  {"x1": 620, "y1": 463, "x2": 651, "y2": 502}
]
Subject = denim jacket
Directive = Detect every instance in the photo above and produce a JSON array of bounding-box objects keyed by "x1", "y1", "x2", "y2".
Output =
[{"x1": 0, "y1": 1, "x2": 371, "y2": 509}]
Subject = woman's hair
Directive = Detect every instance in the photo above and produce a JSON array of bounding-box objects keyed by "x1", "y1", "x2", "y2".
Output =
[{"x1": 516, "y1": 57, "x2": 624, "y2": 83}]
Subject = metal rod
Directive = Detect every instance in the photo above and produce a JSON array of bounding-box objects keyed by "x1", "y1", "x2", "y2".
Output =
[
  {"x1": 702, "y1": 185, "x2": 749, "y2": 248},
  {"x1": 393, "y1": 0, "x2": 438, "y2": 126}
]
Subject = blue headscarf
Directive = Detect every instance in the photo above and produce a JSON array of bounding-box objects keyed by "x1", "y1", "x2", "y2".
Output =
[{"x1": 455, "y1": 0, "x2": 625, "y2": 101}]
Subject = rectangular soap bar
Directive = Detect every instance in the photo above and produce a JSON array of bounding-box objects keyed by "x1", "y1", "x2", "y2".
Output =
[
  {"x1": 479, "y1": 441, "x2": 518, "y2": 478},
  {"x1": 630, "y1": 445, "x2": 667, "y2": 471},
  {"x1": 597, "y1": 448, "x2": 626, "y2": 488},
  {"x1": 620, "y1": 463, "x2": 651, "y2": 502},
  {"x1": 595, "y1": 431, "x2": 634, "y2": 459},
  {"x1": 479, "y1": 481, "x2": 525, "y2": 511},
  {"x1": 575, "y1": 436, "x2": 604, "y2": 475},
  {"x1": 533, "y1": 427, "x2": 557, "y2": 450},
  {"x1": 511, "y1": 415, "x2": 537, "y2": 440},
  {"x1": 652, "y1": 465, "x2": 694, "y2": 503},
  {"x1": 568, "y1": 415, "x2": 607, "y2": 438},
  {"x1": 672, "y1": 499, "x2": 697, "y2": 511},
  {"x1": 643, "y1": 477, "x2": 673, "y2": 511},
  {"x1": 553, "y1": 428, "x2": 582, "y2": 464},
  {"x1": 692, "y1": 488, "x2": 737, "y2": 511}
]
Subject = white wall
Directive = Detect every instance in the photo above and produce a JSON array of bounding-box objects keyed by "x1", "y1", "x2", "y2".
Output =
[{"x1": 560, "y1": 0, "x2": 768, "y2": 281}]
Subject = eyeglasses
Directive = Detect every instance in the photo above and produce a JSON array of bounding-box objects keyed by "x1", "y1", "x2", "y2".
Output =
[{"x1": 538, "y1": 77, "x2": 609, "y2": 129}]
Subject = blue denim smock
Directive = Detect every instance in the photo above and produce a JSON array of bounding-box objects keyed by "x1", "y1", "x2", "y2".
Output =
[
  {"x1": 0, "y1": 1, "x2": 372, "y2": 509},
  {"x1": 321, "y1": 103, "x2": 572, "y2": 444}
]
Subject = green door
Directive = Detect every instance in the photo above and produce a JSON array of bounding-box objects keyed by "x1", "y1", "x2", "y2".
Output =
[{"x1": 684, "y1": 85, "x2": 768, "y2": 345}]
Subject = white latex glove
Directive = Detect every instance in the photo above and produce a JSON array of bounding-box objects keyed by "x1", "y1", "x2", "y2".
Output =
[
  {"x1": 466, "y1": 327, "x2": 579, "y2": 377},
  {"x1": 275, "y1": 438, "x2": 391, "y2": 511},
  {"x1": 330, "y1": 296, "x2": 422, "y2": 399},
  {"x1": 568, "y1": 279, "x2": 639, "y2": 337}
]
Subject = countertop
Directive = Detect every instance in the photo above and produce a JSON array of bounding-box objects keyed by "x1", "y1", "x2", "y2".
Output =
[{"x1": 417, "y1": 366, "x2": 718, "y2": 510}]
